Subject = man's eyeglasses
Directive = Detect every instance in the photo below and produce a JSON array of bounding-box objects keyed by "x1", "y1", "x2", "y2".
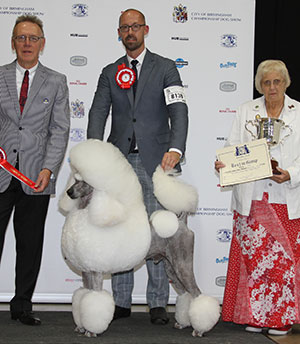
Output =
[
  {"x1": 13, "y1": 35, "x2": 44, "y2": 43},
  {"x1": 119, "y1": 24, "x2": 146, "y2": 33}
]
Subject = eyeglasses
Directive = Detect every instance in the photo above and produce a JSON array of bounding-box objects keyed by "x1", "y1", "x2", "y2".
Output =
[
  {"x1": 262, "y1": 79, "x2": 283, "y2": 87},
  {"x1": 13, "y1": 35, "x2": 44, "y2": 43},
  {"x1": 119, "y1": 23, "x2": 146, "y2": 33}
]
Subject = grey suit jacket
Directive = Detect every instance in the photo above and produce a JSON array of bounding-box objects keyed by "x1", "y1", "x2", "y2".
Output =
[
  {"x1": 87, "y1": 49, "x2": 188, "y2": 176},
  {"x1": 0, "y1": 61, "x2": 70, "y2": 195}
]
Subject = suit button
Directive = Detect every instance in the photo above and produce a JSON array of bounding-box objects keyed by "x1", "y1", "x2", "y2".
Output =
[
  {"x1": 133, "y1": 118, "x2": 136, "y2": 122},
  {"x1": 128, "y1": 137, "x2": 131, "y2": 141},
  {"x1": 13, "y1": 149, "x2": 17, "y2": 153},
  {"x1": 19, "y1": 127, "x2": 22, "y2": 130}
]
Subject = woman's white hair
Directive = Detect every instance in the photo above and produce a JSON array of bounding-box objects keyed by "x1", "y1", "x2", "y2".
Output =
[{"x1": 255, "y1": 59, "x2": 291, "y2": 94}]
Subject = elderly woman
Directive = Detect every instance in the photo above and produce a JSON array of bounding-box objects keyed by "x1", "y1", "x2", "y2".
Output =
[{"x1": 215, "y1": 60, "x2": 300, "y2": 336}]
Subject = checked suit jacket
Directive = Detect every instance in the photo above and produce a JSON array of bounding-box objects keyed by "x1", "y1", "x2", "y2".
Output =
[
  {"x1": 0, "y1": 61, "x2": 70, "y2": 195},
  {"x1": 87, "y1": 49, "x2": 188, "y2": 176}
]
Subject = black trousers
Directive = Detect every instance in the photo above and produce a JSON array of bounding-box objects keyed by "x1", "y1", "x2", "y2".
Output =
[{"x1": 0, "y1": 177, "x2": 50, "y2": 313}]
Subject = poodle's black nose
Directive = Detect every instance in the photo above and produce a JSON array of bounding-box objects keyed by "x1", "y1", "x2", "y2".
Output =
[{"x1": 67, "y1": 186, "x2": 76, "y2": 199}]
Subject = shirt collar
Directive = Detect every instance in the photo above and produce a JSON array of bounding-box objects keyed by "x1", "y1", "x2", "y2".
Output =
[
  {"x1": 16, "y1": 61, "x2": 39, "y2": 75},
  {"x1": 127, "y1": 48, "x2": 146, "y2": 66}
]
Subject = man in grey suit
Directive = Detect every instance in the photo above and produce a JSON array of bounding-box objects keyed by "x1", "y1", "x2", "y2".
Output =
[
  {"x1": 87, "y1": 9, "x2": 188, "y2": 324},
  {"x1": 0, "y1": 15, "x2": 70, "y2": 325}
]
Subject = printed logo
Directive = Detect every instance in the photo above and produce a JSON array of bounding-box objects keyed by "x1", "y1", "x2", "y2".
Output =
[
  {"x1": 216, "y1": 256, "x2": 229, "y2": 264},
  {"x1": 70, "y1": 128, "x2": 85, "y2": 142},
  {"x1": 173, "y1": 4, "x2": 188, "y2": 23},
  {"x1": 221, "y1": 34, "x2": 237, "y2": 48},
  {"x1": 175, "y1": 58, "x2": 188, "y2": 68},
  {"x1": 215, "y1": 276, "x2": 226, "y2": 287},
  {"x1": 70, "y1": 56, "x2": 87, "y2": 66},
  {"x1": 220, "y1": 61, "x2": 237, "y2": 68},
  {"x1": 219, "y1": 81, "x2": 237, "y2": 92},
  {"x1": 69, "y1": 80, "x2": 87, "y2": 86},
  {"x1": 70, "y1": 33, "x2": 88, "y2": 38},
  {"x1": 71, "y1": 99, "x2": 85, "y2": 118},
  {"x1": 72, "y1": 4, "x2": 88, "y2": 17},
  {"x1": 171, "y1": 36, "x2": 189, "y2": 41},
  {"x1": 219, "y1": 107, "x2": 236, "y2": 114},
  {"x1": 235, "y1": 144, "x2": 250, "y2": 156},
  {"x1": 216, "y1": 229, "x2": 232, "y2": 243}
]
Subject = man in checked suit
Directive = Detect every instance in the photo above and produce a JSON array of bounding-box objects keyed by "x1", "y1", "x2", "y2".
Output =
[
  {"x1": 87, "y1": 9, "x2": 188, "y2": 324},
  {"x1": 0, "y1": 15, "x2": 70, "y2": 325}
]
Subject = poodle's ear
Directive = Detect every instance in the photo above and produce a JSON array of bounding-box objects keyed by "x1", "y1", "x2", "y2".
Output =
[
  {"x1": 88, "y1": 191, "x2": 126, "y2": 227},
  {"x1": 59, "y1": 173, "x2": 79, "y2": 214}
]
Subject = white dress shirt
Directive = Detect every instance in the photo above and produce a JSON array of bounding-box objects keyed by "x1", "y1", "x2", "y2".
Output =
[{"x1": 16, "y1": 61, "x2": 38, "y2": 98}]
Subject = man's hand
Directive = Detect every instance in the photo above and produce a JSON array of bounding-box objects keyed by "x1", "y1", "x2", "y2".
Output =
[
  {"x1": 270, "y1": 167, "x2": 290, "y2": 184},
  {"x1": 161, "y1": 151, "x2": 181, "y2": 171},
  {"x1": 34, "y1": 168, "x2": 52, "y2": 193}
]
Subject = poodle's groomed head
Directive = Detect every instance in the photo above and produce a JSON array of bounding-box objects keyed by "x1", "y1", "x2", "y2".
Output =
[{"x1": 68, "y1": 139, "x2": 143, "y2": 206}]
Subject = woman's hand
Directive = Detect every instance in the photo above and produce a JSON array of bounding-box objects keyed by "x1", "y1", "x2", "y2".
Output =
[
  {"x1": 270, "y1": 167, "x2": 290, "y2": 184},
  {"x1": 215, "y1": 160, "x2": 225, "y2": 173}
]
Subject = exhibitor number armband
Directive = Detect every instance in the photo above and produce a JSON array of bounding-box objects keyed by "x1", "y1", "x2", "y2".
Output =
[{"x1": 164, "y1": 85, "x2": 187, "y2": 105}]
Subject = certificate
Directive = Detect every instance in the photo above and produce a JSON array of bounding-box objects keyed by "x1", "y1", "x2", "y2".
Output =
[{"x1": 216, "y1": 138, "x2": 272, "y2": 186}]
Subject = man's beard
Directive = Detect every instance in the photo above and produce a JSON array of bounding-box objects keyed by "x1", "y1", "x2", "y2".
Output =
[{"x1": 122, "y1": 35, "x2": 143, "y2": 51}]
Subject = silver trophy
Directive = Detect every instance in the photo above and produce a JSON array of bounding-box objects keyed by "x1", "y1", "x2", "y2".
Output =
[{"x1": 245, "y1": 115, "x2": 292, "y2": 174}]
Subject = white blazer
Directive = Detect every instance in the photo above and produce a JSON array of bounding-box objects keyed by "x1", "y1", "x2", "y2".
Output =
[{"x1": 226, "y1": 95, "x2": 300, "y2": 220}]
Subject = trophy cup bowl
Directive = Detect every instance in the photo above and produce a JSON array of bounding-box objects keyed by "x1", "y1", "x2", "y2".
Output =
[{"x1": 245, "y1": 115, "x2": 292, "y2": 175}]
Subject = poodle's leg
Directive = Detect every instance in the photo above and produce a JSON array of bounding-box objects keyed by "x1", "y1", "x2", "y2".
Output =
[
  {"x1": 166, "y1": 215, "x2": 220, "y2": 336},
  {"x1": 80, "y1": 271, "x2": 115, "y2": 337},
  {"x1": 163, "y1": 259, "x2": 193, "y2": 330},
  {"x1": 82, "y1": 271, "x2": 103, "y2": 291},
  {"x1": 166, "y1": 216, "x2": 201, "y2": 298}
]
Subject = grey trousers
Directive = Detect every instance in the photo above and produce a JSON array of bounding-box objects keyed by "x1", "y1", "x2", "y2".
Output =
[{"x1": 112, "y1": 153, "x2": 169, "y2": 309}]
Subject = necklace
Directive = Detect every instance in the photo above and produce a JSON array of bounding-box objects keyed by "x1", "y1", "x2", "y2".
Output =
[{"x1": 266, "y1": 102, "x2": 284, "y2": 118}]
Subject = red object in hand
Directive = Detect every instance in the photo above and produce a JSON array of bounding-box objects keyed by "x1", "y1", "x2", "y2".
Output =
[{"x1": 0, "y1": 147, "x2": 36, "y2": 189}]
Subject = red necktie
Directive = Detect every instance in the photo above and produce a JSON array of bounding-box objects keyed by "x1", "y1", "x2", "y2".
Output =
[{"x1": 19, "y1": 70, "x2": 29, "y2": 114}]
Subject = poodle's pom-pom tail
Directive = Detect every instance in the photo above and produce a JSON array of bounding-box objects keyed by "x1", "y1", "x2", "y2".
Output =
[
  {"x1": 72, "y1": 287, "x2": 90, "y2": 329},
  {"x1": 175, "y1": 292, "x2": 192, "y2": 328},
  {"x1": 80, "y1": 290, "x2": 115, "y2": 335},
  {"x1": 150, "y1": 210, "x2": 179, "y2": 238},
  {"x1": 188, "y1": 294, "x2": 220, "y2": 337},
  {"x1": 152, "y1": 166, "x2": 198, "y2": 214}
]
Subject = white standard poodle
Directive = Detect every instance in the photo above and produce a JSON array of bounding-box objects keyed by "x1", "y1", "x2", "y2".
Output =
[{"x1": 59, "y1": 139, "x2": 220, "y2": 337}]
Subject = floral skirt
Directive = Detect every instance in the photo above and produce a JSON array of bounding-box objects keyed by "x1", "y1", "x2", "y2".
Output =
[{"x1": 222, "y1": 193, "x2": 300, "y2": 327}]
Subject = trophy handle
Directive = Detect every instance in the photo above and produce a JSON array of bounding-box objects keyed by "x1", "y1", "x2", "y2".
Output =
[
  {"x1": 280, "y1": 125, "x2": 293, "y2": 144},
  {"x1": 245, "y1": 120, "x2": 258, "y2": 139}
]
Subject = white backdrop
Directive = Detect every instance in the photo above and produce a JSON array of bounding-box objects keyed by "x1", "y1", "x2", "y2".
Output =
[{"x1": 0, "y1": 0, "x2": 255, "y2": 304}]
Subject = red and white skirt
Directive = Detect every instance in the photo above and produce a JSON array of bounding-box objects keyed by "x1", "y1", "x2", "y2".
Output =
[{"x1": 222, "y1": 193, "x2": 300, "y2": 327}]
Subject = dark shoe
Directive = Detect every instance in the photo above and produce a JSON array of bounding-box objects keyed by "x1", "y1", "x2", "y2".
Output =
[
  {"x1": 11, "y1": 311, "x2": 41, "y2": 326},
  {"x1": 113, "y1": 306, "x2": 131, "y2": 320},
  {"x1": 150, "y1": 307, "x2": 169, "y2": 325}
]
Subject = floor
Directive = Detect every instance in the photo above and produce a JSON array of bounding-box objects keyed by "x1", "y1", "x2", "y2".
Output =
[{"x1": 0, "y1": 304, "x2": 299, "y2": 344}]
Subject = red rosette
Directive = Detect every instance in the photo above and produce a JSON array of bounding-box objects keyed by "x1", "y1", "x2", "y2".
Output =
[
  {"x1": 115, "y1": 63, "x2": 136, "y2": 89},
  {"x1": 0, "y1": 146, "x2": 36, "y2": 190}
]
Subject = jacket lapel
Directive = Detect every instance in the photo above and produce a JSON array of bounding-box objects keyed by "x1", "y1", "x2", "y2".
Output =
[
  {"x1": 22, "y1": 63, "x2": 47, "y2": 117},
  {"x1": 3, "y1": 61, "x2": 20, "y2": 117},
  {"x1": 122, "y1": 56, "x2": 134, "y2": 109},
  {"x1": 134, "y1": 49, "x2": 154, "y2": 109}
]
